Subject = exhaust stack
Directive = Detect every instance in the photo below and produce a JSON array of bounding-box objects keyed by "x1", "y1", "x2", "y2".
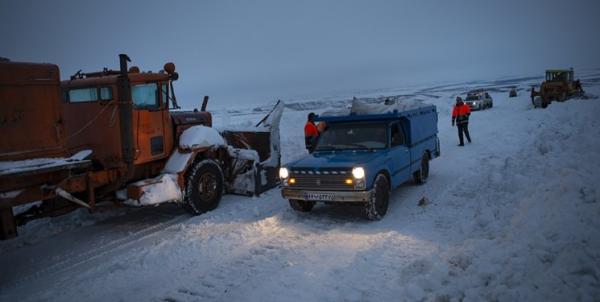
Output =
[
  {"x1": 201, "y1": 96, "x2": 209, "y2": 111},
  {"x1": 117, "y1": 54, "x2": 135, "y2": 164}
]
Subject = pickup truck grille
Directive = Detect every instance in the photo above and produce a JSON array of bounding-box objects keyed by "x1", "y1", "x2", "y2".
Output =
[{"x1": 289, "y1": 173, "x2": 355, "y2": 191}]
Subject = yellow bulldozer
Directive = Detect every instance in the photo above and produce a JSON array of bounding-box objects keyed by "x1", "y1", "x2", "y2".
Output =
[{"x1": 531, "y1": 68, "x2": 584, "y2": 108}]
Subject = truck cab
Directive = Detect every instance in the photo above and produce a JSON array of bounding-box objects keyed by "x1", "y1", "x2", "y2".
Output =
[
  {"x1": 280, "y1": 104, "x2": 440, "y2": 220},
  {"x1": 61, "y1": 59, "x2": 210, "y2": 173},
  {"x1": 545, "y1": 69, "x2": 574, "y2": 82}
]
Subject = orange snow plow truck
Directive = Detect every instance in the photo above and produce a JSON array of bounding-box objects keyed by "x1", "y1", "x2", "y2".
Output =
[{"x1": 0, "y1": 54, "x2": 283, "y2": 239}]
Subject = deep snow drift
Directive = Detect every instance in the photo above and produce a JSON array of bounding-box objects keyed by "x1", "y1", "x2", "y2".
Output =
[{"x1": 1, "y1": 73, "x2": 599, "y2": 302}]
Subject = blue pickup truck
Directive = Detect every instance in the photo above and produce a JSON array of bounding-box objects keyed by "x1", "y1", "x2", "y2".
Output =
[{"x1": 280, "y1": 103, "x2": 440, "y2": 219}]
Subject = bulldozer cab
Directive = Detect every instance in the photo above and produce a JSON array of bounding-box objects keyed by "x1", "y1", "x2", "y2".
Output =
[{"x1": 545, "y1": 69, "x2": 574, "y2": 82}]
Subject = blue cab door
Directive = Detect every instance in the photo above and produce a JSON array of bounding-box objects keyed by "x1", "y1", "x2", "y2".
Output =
[{"x1": 387, "y1": 122, "x2": 411, "y2": 188}]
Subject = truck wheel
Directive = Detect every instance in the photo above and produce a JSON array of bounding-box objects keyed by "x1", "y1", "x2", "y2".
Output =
[
  {"x1": 365, "y1": 174, "x2": 389, "y2": 220},
  {"x1": 289, "y1": 199, "x2": 315, "y2": 212},
  {"x1": 184, "y1": 159, "x2": 224, "y2": 215},
  {"x1": 413, "y1": 153, "x2": 430, "y2": 184}
]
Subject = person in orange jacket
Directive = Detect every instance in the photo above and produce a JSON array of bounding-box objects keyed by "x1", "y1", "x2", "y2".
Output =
[
  {"x1": 452, "y1": 96, "x2": 472, "y2": 146},
  {"x1": 304, "y1": 112, "x2": 321, "y2": 153}
]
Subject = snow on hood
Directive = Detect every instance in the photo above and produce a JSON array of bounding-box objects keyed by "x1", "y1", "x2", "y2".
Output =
[{"x1": 179, "y1": 125, "x2": 225, "y2": 149}]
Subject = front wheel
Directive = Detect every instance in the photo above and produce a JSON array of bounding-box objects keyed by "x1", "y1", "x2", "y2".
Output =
[
  {"x1": 413, "y1": 153, "x2": 430, "y2": 184},
  {"x1": 184, "y1": 159, "x2": 224, "y2": 214},
  {"x1": 289, "y1": 199, "x2": 315, "y2": 212},
  {"x1": 364, "y1": 174, "x2": 390, "y2": 220}
]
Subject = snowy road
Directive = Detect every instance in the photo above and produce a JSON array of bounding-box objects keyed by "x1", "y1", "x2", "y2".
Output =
[{"x1": 1, "y1": 77, "x2": 599, "y2": 301}]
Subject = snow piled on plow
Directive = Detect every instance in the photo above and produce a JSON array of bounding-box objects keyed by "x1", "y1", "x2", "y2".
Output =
[
  {"x1": 179, "y1": 125, "x2": 225, "y2": 149},
  {"x1": 123, "y1": 174, "x2": 182, "y2": 206}
]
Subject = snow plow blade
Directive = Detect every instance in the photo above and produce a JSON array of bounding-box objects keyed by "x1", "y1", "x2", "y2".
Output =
[{"x1": 221, "y1": 100, "x2": 284, "y2": 196}]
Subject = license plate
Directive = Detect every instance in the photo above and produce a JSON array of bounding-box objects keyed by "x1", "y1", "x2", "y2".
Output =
[{"x1": 304, "y1": 193, "x2": 334, "y2": 201}]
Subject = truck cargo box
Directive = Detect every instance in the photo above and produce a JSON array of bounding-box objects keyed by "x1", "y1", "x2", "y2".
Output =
[
  {"x1": 315, "y1": 99, "x2": 438, "y2": 146},
  {"x1": 0, "y1": 61, "x2": 66, "y2": 161}
]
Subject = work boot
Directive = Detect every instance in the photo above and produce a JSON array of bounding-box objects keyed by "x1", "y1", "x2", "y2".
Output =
[{"x1": 458, "y1": 143, "x2": 464, "y2": 147}]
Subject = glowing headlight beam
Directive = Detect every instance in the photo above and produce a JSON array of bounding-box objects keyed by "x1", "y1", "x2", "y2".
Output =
[
  {"x1": 352, "y1": 167, "x2": 365, "y2": 179},
  {"x1": 279, "y1": 167, "x2": 289, "y2": 179}
]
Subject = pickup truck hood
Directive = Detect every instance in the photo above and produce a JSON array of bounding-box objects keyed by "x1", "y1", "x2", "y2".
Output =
[{"x1": 288, "y1": 150, "x2": 382, "y2": 169}]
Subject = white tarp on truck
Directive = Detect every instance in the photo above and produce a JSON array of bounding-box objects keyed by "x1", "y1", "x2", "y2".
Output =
[{"x1": 322, "y1": 97, "x2": 430, "y2": 117}]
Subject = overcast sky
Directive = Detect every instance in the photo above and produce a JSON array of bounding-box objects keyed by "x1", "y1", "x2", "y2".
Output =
[{"x1": 1, "y1": 0, "x2": 599, "y2": 109}]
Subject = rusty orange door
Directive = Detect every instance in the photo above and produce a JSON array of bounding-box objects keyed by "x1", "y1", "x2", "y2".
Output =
[{"x1": 131, "y1": 82, "x2": 172, "y2": 165}]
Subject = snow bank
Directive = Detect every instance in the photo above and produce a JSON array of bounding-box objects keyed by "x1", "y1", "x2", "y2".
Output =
[{"x1": 179, "y1": 126, "x2": 225, "y2": 149}]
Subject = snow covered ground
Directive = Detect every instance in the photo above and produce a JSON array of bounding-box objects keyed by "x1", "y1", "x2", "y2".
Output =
[{"x1": 1, "y1": 73, "x2": 600, "y2": 302}]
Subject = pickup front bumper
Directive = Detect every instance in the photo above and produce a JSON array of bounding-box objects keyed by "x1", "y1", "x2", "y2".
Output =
[{"x1": 281, "y1": 188, "x2": 372, "y2": 203}]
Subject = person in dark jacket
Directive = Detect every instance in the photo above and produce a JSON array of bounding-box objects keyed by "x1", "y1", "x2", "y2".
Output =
[
  {"x1": 452, "y1": 97, "x2": 472, "y2": 146},
  {"x1": 304, "y1": 112, "x2": 320, "y2": 153}
]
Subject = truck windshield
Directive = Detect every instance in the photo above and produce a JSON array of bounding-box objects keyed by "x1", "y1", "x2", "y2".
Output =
[
  {"x1": 315, "y1": 122, "x2": 388, "y2": 151},
  {"x1": 132, "y1": 83, "x2": 159, "y2": 109}
]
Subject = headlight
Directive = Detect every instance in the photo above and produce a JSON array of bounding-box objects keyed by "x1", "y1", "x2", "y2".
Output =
[
  {"x1": 352, "y1": 167, "x2": 365, "y2": 179},
  {"x1": 279, "y1": 167, "x2": 289, "y2": 179}
]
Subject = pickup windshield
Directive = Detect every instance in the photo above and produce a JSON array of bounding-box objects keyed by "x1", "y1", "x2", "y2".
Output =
[{"x1": 315, "y1": 122, "x2": 388, "y2": 151}]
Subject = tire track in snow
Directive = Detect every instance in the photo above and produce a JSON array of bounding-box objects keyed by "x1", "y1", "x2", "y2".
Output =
[
  {"x1": 159, "y1": 212, "x2": 437, "y2": 302},
  {"x1": 3, "y1": 212, "x2": 190, "y2": 291}
]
